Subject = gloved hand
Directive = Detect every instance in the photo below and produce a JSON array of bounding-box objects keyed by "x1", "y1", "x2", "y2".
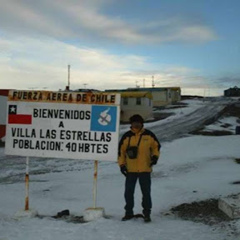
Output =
[
  {"x1": 120, "y1": 165, "x2": 128, "y2": 176},
  {"x1": 150, "y1": 155, "x2": 158, "y2": 166}
]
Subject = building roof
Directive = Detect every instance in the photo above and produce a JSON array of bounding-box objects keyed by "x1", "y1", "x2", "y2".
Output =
[
  {"x1": 106, "y1": 87, "x2": 181, "y2": 92},
  {"x1": 110, "y1": 91, "x2": 153, "y2": 99}
]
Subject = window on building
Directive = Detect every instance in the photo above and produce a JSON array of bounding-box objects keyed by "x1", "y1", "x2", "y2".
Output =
[
  {"x1": 136, "y1": 98, "x2": 141, "y2": 105},
  {"x1": 123, "y1": 97, "x2": 128, "y2": 105}
]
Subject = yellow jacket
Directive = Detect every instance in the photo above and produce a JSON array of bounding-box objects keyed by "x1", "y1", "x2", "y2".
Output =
[{"x1": 118, "y1": 127, "x2": 161, "y2": 172}]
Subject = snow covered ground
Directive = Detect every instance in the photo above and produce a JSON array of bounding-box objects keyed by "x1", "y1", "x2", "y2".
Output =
[{"x1": 0, "y1": 98, "x2": 240, "y2": 240}]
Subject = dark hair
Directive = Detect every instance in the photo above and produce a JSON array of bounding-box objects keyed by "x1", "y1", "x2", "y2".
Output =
[{"x1": 129, "y1": 114, "x2": 144, "y2": 124}]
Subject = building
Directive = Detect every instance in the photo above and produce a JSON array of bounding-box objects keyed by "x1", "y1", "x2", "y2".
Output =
[
  {"x1": 118, "y1": 91, "x2": 153, "y2": 122},
  {"x1": 105, "y1": 87, "x2": 181, "y2": 107},
  {"x1": 224, "y1": 86, "x2": 240, "y2": 97}
]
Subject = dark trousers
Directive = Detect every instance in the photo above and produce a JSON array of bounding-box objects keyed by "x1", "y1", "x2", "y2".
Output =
[{"x1": 124, "y1": 172, "x2": 152, "y2": 216}]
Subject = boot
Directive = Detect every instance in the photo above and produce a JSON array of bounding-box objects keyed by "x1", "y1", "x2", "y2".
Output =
[
  {"x1": 121, "y1": 214, "x2": 134, "y2": 221},
  {"x1": 143, "y1": 211, "x2": 151, "y2": 222},
  {"x1": 143, "y1": 214, "x2": 151, "y2": 222}
]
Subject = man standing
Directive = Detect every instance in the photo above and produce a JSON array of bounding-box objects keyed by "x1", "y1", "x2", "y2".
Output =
[{"x1": 118, "y1": 114, "x2": 161, "y2": 222}]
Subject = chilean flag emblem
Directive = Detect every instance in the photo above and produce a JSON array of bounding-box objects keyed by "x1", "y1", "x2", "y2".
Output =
[{"x1": 8, "y1": 105, "x2": 32, "y2": 125}]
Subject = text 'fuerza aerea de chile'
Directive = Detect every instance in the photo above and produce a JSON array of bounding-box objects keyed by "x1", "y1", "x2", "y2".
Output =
[{"x1": 10, "y1": 91, "x2": 117, "y2": 104}]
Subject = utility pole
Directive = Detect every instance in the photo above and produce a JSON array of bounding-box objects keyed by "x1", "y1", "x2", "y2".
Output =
[
  {"x1": 143, "y1": 79, "x2": 145, "y2": 88},
  {"x1": 152, "y1": 75, "x2": 155, "y2": 88},
  {"x1": 68, "y1": 65, "x2": 70, "y2": 89},
  {"x1": 65, "y1": 65, "x2": 71, "y2": 91}
]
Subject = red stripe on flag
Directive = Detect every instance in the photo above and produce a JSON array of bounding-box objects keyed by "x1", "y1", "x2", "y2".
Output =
[{"x1": 8, "y1": 115, "x2": 32, "y2": 124}]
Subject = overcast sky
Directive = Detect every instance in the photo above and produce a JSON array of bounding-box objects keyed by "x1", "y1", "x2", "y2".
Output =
[{"x1": 0, "y1": 0, "x2": 239, "y2": 95}]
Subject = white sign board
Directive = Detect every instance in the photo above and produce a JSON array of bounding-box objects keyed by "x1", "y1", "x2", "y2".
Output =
[{"x1": 5, "y1": 91, "x2": 120, "y2": 162}]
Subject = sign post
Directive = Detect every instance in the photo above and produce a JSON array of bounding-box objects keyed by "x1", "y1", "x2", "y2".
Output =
[
  {"x1": 25, "y1": 156, "x2": 29, "y2": 211},
  {"x1": 5, "y1": 90, "x2": 121, "y2": 220},
  {"x1": 93, "y1": 160, "x2": 98, "y2": 208}
]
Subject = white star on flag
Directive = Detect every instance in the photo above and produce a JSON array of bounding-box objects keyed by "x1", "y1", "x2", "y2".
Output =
[{"x1": 10, "y1": 106, "x2": 16, "y2": 113}]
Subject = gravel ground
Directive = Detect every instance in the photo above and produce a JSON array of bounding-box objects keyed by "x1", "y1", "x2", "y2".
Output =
[
  {"x1": 170, "y1": 198, "x2": 230, "y2": 225},
  {"x1": 169, "y1": 197, "x2": 240, "y2": 238}
]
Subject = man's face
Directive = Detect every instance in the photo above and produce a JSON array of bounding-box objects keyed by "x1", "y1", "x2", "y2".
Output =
[{"x1": 131, "y1": 121, "x2": 142, "y2": 130}]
